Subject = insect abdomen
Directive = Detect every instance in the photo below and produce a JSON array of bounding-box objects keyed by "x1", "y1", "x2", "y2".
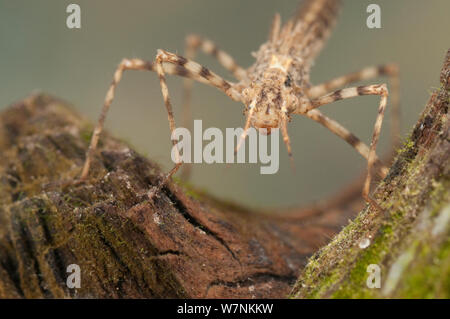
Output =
[{"x1": 278, "y1": 0, "x2": 341, "y2": 63}]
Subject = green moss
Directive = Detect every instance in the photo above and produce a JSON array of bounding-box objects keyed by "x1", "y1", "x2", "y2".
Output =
[
  {"x1": 80, "y1": 124, "x2": 94, "y2": 145},
  {"x1": 396, "y1": 238, "x2": 450, "y2": 298},
  {"x1": 331, "y1": 224, "x2": 394, "y2": 298},
  {"x1": 429, "y1": 179, "x2": 449, "y2": 217},
  {"x1": 292, "y1": 111, "x2": 449, "y2": 299},
  {"x1": 296, "y1": 175, "x2": 449, "y2": 298},
  {"x1": 391, "y1": 185, "x2": 450, "y2": 298},
  {"x1": 63, "y1": 193, "x2": 90, "y2": 208},
  {"x1": 172, "y1": 177, "x2": 203, "y2": 200},
  {"x1": 290, "y1": 211, "x2": 370, "y2": 298}
]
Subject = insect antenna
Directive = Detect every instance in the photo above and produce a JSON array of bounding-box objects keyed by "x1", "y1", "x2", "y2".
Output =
[
  {"x1": 234, "y1": 107, "x2": 256, "y2": 156},
  {"x1": 268, "y1": 13, "x2": 281, "y2": 43},
  {"x1": 280, "y1": 114, "x2": 296, "y2": 172}
]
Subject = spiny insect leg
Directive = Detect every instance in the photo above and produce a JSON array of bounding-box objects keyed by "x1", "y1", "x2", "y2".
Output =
[
  {"x1": 305, "y1": 84, "x2": 390, "y2": 211},
  {"x1": 182, "y1": 34, "x2": 246, "y2": 129},
  {"x1": 158, "y1": 49, "x2": 242, "y2": 101},
  {"x1": 185, "y1": 34, "x2": 246, "y2": 80},
  {"x1": 181, "y1": 34, "x2": 246, "y2": 180},
  {"x1": 307, "y1": 64, "x2": 400, "y2": 151},
  {"x1": 148, "y1": 49, "x2": 243, "y2": 199},
  {"x1": 304, "y1": 109, "x2": 387, "y2": 176},
  {"x1": 80, "y1": 58, "x2": 153, "y2": 180},
  {"x1": 147, "y1": 51, "x2": 187, "y2": 199},
  {"x1": 80, "y1": 50, "x2": 242, "y2": 186}
]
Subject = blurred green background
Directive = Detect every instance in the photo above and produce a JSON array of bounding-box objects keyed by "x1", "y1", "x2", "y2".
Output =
[{"x1": 1, "y1": 0, "x2": 449, "y2": 208}]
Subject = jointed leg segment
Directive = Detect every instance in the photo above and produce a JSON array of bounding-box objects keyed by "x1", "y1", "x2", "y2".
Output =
[
  {"x1": 307, "y1": 63, "x2": 400, "y2": 149},
  {"x1": 184, "y1": 34, "x2": 247, "y2": 80},
  {"x1": 306, "y1": 64, "x2": 397, "y2": 98},
  {"x1": 81, "y1": 50, "x2": 242, "y2": 199},
  {"x1": 147, "y1": 51, "x2": 184, "y2": 198},
  {"x1": 181, "y1": 34, "x2": 245, "y2": 127},
  {"x1": 181, "y1": 35, "x2": 246, "y2": 179},
  {"x1": 303, "y1": 109, "x2": 388, "y2": 177},
  {"x1": 297, "y1": 64, "x2": 400, "y2": 210},
  {"x1": 303, "y1": 82, "x2": 390, "y2": 210},
  {"x1": 80, "y1": 58, "x2": 152, "y2": 180}
]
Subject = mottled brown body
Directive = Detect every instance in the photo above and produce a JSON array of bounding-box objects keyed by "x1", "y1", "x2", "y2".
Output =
[
  {"x1": 81, "y1": 0, "x2": 399, "y2": 210},
  {"x1": 251, "y1": 4, "x2": 338, "y2": 91}
]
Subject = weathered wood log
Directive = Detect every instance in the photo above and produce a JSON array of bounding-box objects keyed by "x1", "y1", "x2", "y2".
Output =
[
  {"x1": 0, "y1": 95, "x2": 363, "y2": 298},
  {"x1": 291, "y1": 49, "x2": 450, "y2": 298}
]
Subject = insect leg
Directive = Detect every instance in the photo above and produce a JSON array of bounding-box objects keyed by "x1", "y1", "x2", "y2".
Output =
[
  {"x1": 146, "y1": 51, "x2": 189, "y2": 199},
  {"x1": 147, "y1": 49, "x2": 243, "y2": 199},
  {"x1": 307, "y1": 64, "x2": 400, "y2": 151},
  {"x1": 80, "y1": 58, "x2": 153, "y2": 180},
  {"x1": 185, "y1": 34, "x2": 247, "y2": 80},
  {"x1": 304, "y1": 84, "x2": 389, "y2": 211},
  {"x1": 80, "y1": 52, "x2": 241, "y2": 186},
  {"x1": 180, "y1": 35, "x2": 246, "y2": 180}
]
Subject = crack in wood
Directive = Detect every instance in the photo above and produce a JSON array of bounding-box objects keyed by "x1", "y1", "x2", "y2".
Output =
[{"x1": 162, "y1": 187, "x2": 241, "y2": 265}]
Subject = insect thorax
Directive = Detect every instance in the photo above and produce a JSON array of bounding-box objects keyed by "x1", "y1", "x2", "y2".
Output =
[{"x1": 243, "y1": 50, "x2": 312, "y2": 130}]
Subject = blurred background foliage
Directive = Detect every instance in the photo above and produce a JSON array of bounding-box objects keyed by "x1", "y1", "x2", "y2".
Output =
[{"x1": 0, "y1": 0, "x2": 449, "y2": 208}]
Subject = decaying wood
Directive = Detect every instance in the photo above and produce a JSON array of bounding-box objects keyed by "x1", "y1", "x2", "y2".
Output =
[{"x1": 0, "y1": 49, "x2": 448, "y2": 299}]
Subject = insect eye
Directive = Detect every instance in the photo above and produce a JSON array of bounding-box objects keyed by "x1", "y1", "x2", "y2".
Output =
[{"x1": 284, "y1": 75, "x2": 292, "y2": 87}]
